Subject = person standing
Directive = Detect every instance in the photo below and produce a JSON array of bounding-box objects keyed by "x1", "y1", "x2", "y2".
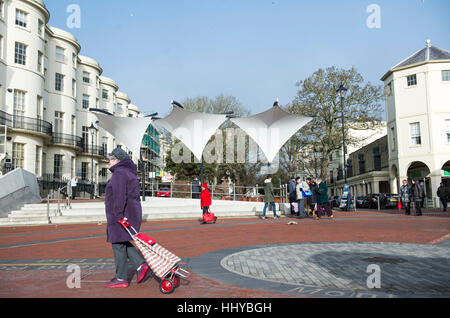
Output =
[
  {"x1": 288, "y1": 177, "x2": 297, "y2": 215},
  {"x1": 104, "y1": 147, "x2": 149, "y2": 288},
  {"x1": 200, "y1": 182, "x2": 212, "y2": 215},
  {"x1": 314, "y1": 177, "x2": 333, "y2": 220},
  {"x1": 437, "y1": 182, "x2": 449, "y2": 212},
  {"x1": 262, "y1": 176, "x2": 278, "y2": 219},
  {"x1": 295, "y1": 177, "x2": 309, "y2": 218},
  {"x1": 399, "y1": 179, "x2": 411, "y2": 215},
  {"x1": 191, "y1": 177, "x2": 200, "y2": 199},
  {"x1": 70, "y1": 176, "x2": 78, "y2": 200},
  {"x1": 306, "y1": 178, "x2": 317, "y2": 217},
  {"x1": 411, "y1": 179, "x2": 425, "y2": 216}
]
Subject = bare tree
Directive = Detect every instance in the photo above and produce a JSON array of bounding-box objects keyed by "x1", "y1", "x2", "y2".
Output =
[
  {"x1": 164, "y1": 94, "x2": 261, "y2": 186},
  {"x1": 282, "y1": 66, "x2": 384, "y2": 180}
]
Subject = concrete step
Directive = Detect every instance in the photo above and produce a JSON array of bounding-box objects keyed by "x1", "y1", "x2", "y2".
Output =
[
  {"x1": 17, "y1": 199, "x2": 265, "y2": 209},
  {"x1": 9, "y1": 199, "x2": 265, "y2": 214},
  {"x1": 7, "y1": 207, "x2": 264, "y2": 220},
  {"x1": 0, "y1": 198, "x2": 284, "y2": 226},
  {"x1": 2, "y1": 216, "x2": 50, "y2": 225},
  {"x1": 8, "y1": 204, "x2": 263, "y2": 216}
]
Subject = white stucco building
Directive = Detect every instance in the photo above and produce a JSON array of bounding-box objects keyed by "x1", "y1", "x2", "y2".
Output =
[
  {"x1": 381, "y1": 40, "x2": 450, "y2": 202},
  {"x1": 0, "y1": 0, "x2": 152, "y2": 192},
  {"x1": 328, "y1": 40, "x2": 450, "y2": 204},
  {"x1": 326, "y1": 123, "x2": 387, "y2": 196}
]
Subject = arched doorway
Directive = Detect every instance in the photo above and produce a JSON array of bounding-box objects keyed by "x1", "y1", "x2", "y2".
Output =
[
  {"x1": 441, "y1": 160, "x2": 450, "y2": 187},
  {"x1": 407, "y1": 161, "x2": 431, "y2": 199}
]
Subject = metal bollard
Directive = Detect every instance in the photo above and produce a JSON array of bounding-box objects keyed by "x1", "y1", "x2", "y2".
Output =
[
  {"x1": 256, "y1": 184, "x2": 259, "y2": 202},
  {"x1": 47, "y1": 194, "x2": 51, "y2": 224},
  {"x1": 57, "y1": 189, "x2": 61, "y2": 216}
]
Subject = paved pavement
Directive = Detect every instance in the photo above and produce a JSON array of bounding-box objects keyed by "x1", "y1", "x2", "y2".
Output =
[{"x1": 0, "y1": 210, "x2": 449, "y2": 300}]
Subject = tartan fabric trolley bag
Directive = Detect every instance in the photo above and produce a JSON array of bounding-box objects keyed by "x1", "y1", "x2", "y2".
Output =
[{"x1": 119, "y1": 218, "x2": 190, "y2": 294}]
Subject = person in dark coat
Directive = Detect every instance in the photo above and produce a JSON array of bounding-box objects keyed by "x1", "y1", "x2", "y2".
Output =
[
  {"x1": 411, "y1": 179, "x2": 425, "y2": 216},
  {"x1": 288, "y1": 177, "x2": 297, "y2": 215},
  {"x1": 306, "y1": 178, "x2": 317, "y2": 216},
  {"x1": 191, "y1": 177, "x2": 200, "y2": 199},
  {"x1": 262, "y1": 176, "x2": 278, "y2": 219},
  {"x1": 314, "y1": 177, "x2": 333, "y2": 220},
  {"x1": 437, "y1": 182, "x2": 449, "y2": 212},
  {"x1": 399, "y1": 179, "x2": 411, "y2": 215},
  {"x1": 104, "y1": 147, "x2": 149, "y2": 288}
]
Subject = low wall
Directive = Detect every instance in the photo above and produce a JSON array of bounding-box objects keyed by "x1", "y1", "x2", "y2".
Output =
[{"x1": 0, "y1": 168, "x2": 41, "y2": 217}]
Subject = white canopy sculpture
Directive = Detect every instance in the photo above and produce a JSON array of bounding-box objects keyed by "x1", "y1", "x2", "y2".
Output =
[
  {"x1": 91, "y1": 102, "x2": 312, "y2": 165},
  {"x1": 154, "y1": 105, "x2": 228, "y2": 162},
  {"x1": 230, "y1": 104, "x2": 313, "y2": 163},
  {"x1": 93, "y1": 111, "x2": 153, "y2": 160}
]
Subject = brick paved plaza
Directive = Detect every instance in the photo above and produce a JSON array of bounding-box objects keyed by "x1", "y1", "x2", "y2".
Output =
[{"x1": 0, "y1": 210, "x2": 449, "y2": 300}]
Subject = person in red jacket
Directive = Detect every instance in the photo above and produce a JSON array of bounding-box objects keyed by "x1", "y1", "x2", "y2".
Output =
[
  {"x1": 200, "y1": 182, "x2": 217, "y2": 224},
  {"x1": 200, "y1": 182, "x2": 211, "y2": 215}
]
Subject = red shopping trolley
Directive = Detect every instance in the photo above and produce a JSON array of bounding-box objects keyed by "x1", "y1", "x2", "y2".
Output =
[{"x1": 119, "y1": 218, "x2": 190, "y2": 294}]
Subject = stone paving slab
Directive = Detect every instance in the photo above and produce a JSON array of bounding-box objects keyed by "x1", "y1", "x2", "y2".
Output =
[
  {"x1": 0, "y1": 258, "x2": 116, "y2": 271},
  {"x1": 190, "y1": 241, "x2": 450, "y2": 298},
  {"x1": 0, "y1": 212, "x2": 449, "y2": 298}
]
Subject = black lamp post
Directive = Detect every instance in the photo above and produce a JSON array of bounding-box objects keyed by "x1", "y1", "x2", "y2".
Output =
[
  {"x1": 313, "y1": 146, "x2": 318, "y2": 178},
  {"x1": 140, "y1": 150, "x2": 146, "y2": 202},
  {"x1": 336, "y1": 83, "x2": 348, "y2": 185},
  {"x1": 88, "y1": 123, "x2": 97, "y2": 199}
]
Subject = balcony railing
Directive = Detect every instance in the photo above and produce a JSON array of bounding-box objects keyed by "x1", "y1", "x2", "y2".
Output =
[
  {"x1": 50, "y1": 133, "x2": 84, "y2": 149},
  {"x1": 0, "y1": 110, "x2": 52, "y2": 136},
  {"x1": 80, "y1": 144, "x2": 107, "y2": 158}
]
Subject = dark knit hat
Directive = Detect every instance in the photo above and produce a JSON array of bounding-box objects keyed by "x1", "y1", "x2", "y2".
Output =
[{"x1": 108, "y1": 147, "x2": 130, "y2": 161}]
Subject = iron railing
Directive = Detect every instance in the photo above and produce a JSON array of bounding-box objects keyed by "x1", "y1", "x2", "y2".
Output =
[
  {"x1": 38, "y1": 174, "x2": 107, "y2": 198},
  {"x1": 0, "y1": 110, "x2": 52, "y2": 136},
  {"x1": 80, "y1": 144, "x2": 107, "y2": 158},
  {"x1": 50, "y1": 133, "x2": 84, "y2": 149}
]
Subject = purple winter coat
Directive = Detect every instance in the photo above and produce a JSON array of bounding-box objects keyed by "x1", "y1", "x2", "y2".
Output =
[{"x1": 105, "y1": 159, "x2": 142, "y2": 243}]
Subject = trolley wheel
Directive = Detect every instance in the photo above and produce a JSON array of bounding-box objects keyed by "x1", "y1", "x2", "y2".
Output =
[
  {"x1": 173, "y1": 275, "x2": 180, "y2": 288},
  {"x1": 160, "y1": 279, "x2": 175, "y2": 294},
  {"x1": 165, "y1": 275, "x2": 180, "y2": 288}
]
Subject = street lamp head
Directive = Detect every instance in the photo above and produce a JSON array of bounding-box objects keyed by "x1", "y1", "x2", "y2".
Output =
[
  {"x1": 144, "y1": 112, "x2": 158, "y2": 118},
  {"x1": 88, "y1": 108, "x2": 114, "y2": 116},
  {"x1": 89, "y1": 123, "x2": 97, "y2": 135},
  {"x1": 171, "y1": 100, "x2": 184, "y2": 109},
  {"x1": 336, "y1": 83, "x2": 347, "y2": 98}
]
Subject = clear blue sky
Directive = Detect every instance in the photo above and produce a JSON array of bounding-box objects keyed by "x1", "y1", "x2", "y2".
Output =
[{"x1": 44, "y1": 0, "x2": 450, "y2": 117}]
